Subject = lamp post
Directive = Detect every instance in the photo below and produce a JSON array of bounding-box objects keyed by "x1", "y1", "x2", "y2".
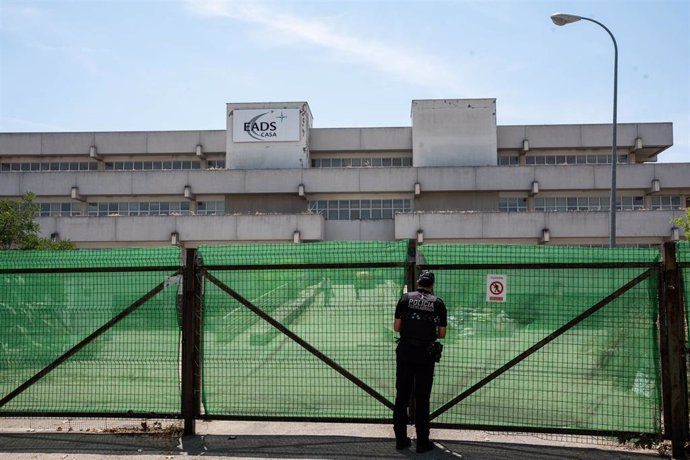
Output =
[{"x1": 551, "y1": 13, "x2": 618, "y2": 248}]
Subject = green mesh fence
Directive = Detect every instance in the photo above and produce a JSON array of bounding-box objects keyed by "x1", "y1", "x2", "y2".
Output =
[
  {"x1": 678, "y1": 240, "x2": 690, "y2": 429},
  {"x1": 199, "y1": 241, "x2": 661, "y2": 434},
  {"x1": 419, "y1": 244, "x2": 661, "y2": 433},
  {"x1": 2, "y1": 242, "x2": 668, "y2": 434},
  {"x1": 0, "y1": 247, "x2": 182, "y2": 415},
  {"x1": 199, "y1": 241, "x2": 409, "y2": 419}
]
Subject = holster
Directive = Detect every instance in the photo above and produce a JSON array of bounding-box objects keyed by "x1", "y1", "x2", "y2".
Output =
[{"x1": 426, "y1": 341, "x2": 443, "y2": 362}]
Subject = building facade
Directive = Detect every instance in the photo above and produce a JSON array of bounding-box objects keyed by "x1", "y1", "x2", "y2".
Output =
[{"x1": 0, "y1": 99, "x2": 686, "y2": 248}]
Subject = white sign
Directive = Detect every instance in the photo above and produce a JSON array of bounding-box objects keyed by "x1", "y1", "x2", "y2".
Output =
[
  {"x1": 486, "y1": 274, "x2": 507, "y2": 302},
  {"x1": 232, "y1": 108, "x2": 300, "y2": 143}
]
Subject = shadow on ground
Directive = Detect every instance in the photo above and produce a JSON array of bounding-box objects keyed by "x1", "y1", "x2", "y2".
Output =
[{"x1": 0, "y1": 433, "x2": 659, "y2": 459}]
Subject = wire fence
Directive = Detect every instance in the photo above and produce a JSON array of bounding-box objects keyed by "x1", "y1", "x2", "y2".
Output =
[
  {"x1": 418, "y1": 244, "x2": 660, "y2": 434},
  {"x1": 198, "y1": 241, "x2": 409, "y2": 420},
  {"x1": 0, "y1": 241, "x2": 688, "y2": 449},
  {"x1": 0, "y1": 248, "x2": 182, "y2": 416}
]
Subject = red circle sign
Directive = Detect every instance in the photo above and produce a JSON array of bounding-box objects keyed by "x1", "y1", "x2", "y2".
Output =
[{"x1": 489, "y1": 281, "x2": 504, "y2": 295}]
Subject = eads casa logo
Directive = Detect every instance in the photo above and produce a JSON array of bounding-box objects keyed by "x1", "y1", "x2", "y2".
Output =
[{"x1": 243, "y1": 110, "x2": 289, "y2": 140}]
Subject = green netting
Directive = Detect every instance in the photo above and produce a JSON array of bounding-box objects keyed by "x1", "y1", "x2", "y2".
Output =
[
  {"x1": 419, "y1": 243, "x2": 660, "y2": 265},
  {"x1": 0, "y1": 248, "x2": 182, "y2": 414},
  {"x1": 678, "y1": 241, "x2": 690, "y2": 425},
  {"x1": 199, "y1": 241, "x2": 661, "y2": 434},
  {"x1": 199, "y1": 241, "x2": 409, "y2": 418},
  {"x1": 679, "y1": 241, "x2": 690, "y2": 263},
  {"x1": 199, "y1": 240, "x2": 409, "y2": 265},
  {"x1": 0, "y1": 247, "x2": 180, "y2": 269},
  {"x1": 419, "y1": 244, "x2": 661, "y2": 433}
]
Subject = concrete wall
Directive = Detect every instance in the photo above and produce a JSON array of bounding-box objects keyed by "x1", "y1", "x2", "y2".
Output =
[
  {"x1": 1, "y1": 121, "x2": 672, "y2": 162},
  {"x1": 395, "y1": 210, "x2": 685, "y2": 242},
  {"x1": 3, "y1": 163, "x2": 689, "y2": 198},
  {"x1": 497, "y1": 123, "x2": 673, "y2": 150},
  {"x1": 227, "y1": 195, "x2": 307, "y2": 214},
  {"x1": 38, "y1": 214, "x2": 324, "y2": 246},
  {"x1": 415, "y1": 192, "x2": 499, "y2": 212},
  {"x1": 411, "y1": 99, "x2": 497, "y2": 167},
  {"x1": 310, "y1": 127, "x2": 412, "y2": 152},
  {"x1": 323, "y1": 220, "x2": 395, "y2": 241},
  {"x1": 0, "y1": 131, "x2": 226, "y2": 156}
]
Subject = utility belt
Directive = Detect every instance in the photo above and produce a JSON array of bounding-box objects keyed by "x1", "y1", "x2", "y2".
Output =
[
  {"x1": 398, "y1": 337, "x2": 444, "y2": 362},
  {"x1": 399, "y1": 337, "x2": 433, "y2": 347}
]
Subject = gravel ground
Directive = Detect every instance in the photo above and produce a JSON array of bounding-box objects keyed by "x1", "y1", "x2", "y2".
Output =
[{"x1": 0, "y1": 419, "x2": 665, "y2": 459}]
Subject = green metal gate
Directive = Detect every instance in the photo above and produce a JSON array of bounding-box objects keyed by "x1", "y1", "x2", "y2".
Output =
[{"x1": 0, "y1": 248, "x2": 182, "y2": 417}]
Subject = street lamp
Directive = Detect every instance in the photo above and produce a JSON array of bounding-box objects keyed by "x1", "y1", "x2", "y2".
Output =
[{"x1": 551, "y1": 13, "x2": 618, "y2": 248}]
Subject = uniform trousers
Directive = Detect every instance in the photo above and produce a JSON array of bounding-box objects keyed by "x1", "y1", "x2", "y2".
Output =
[{"x1": 393, "y1": 340, "x2": 436, "y2": 444}]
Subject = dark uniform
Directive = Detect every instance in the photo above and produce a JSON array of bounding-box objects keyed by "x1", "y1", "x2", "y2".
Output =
[{"x1": 393, "y1": 272, "x2": 447, "y2": 452}]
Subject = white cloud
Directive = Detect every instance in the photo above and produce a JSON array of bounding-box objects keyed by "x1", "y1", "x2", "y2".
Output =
[{"x1": 183, "y1": 0, "x2": 462, "y2": 92}]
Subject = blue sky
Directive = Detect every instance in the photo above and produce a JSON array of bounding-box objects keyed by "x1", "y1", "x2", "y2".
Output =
[{"x1": 1, "y1": 0, "x2": 688, "y2": 162}]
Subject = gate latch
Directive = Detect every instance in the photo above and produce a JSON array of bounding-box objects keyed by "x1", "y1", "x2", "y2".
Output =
[{"x1": 164, "y1": 274, "x2": 183, "y2": 294}]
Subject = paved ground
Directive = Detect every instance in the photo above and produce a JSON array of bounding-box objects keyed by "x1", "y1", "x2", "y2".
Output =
[{"x1": 0, "y1": 420, "x2": 665, "y2": 459}]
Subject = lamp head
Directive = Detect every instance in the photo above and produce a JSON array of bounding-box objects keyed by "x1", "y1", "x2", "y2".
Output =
[{"x1": 551, "y1": 13, "x2": 582, "y2": 26}]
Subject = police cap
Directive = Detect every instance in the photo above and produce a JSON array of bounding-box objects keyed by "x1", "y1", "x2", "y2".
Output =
[{"x1": 417, "y1": 271, "x2": 435, "y2": 287}]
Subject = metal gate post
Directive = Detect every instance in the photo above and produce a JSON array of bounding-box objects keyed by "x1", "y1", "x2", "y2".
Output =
[
  {"x1": 407, "y1": 239, "x2": 417, "y2": 291},
  {"x1": 661, "y1": 242, "x2": 689, "y2": 458},
  {"x1": 181, "y1": 248, "x2": 201, "y2": 436}
]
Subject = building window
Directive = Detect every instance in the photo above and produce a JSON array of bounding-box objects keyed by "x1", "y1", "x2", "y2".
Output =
[
  {"x1": 525, "y1": 154, "x2": 627, "y2": 165},
  {"x1": 197, "y1": 201, "x2": 225, "y2": 215},
  {"x1": 311, "y1": 157, "x2": 412, "y2": 168},
  {"x1": 651, "y1": 196, "x2": 682, "y2": 210},
  {"x1": 535, "y1": 196, "x2": 644, "y2": 212},
  {"x1": 87, "y1": 201, "x2": 191, "y2": 216},
  {"x1": 36, "y1": 202, "x2": 81, "y2": 217},
  {"x1": 498, "y1": 156, "x2": 518, "y2": 166},
  {"x1": 207, "y1": 160, "x2": 226, "y2": 169},
  {"x1": 308, "y1": 199, "x2": 412, "y2": 220},
  {"x1": 618, "y1": 196, "x2": 644, "y2": 211},
  {"x1": 498, "y1": 197, "x2": 527, "y2": 212},
  {"x1": 1, "y1": 162, "x2": 97, "y2": 172},
  {"x1": 104, "y1": 161, "x2": 201, "y2": 171}
]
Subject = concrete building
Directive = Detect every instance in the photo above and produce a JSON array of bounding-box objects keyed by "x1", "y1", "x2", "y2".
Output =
[{"x1": 0, "y1": 99, "x2": 686, "y2": 248}]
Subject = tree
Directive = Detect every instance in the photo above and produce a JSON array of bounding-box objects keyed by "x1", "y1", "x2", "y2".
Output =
[
  {"x1": 672, "y1": 209, "x2": 690, "y2": 240},
  {"x1": 0, "y1": 193, "x2": 75, "y2": 250}
]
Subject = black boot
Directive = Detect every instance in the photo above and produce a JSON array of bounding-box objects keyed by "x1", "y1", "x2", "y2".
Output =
[
  {"x1": 416, "y1": 440, "x2": 436, "y2": 453},
  {"x1": 395, "y1": 437, "x2": 412, "y2": 450}
]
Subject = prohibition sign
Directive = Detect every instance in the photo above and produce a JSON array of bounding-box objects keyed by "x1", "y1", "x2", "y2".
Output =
[
  {"x1": 489, "y1": 281, "x2": 504, "y2": 296},
  {"x1": 486, "y1": 274, "x2": 507, "y2": 302}
]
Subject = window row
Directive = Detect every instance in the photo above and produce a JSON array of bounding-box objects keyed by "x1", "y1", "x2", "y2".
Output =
[
  {"x1": 88, "y1": 201, "x2": 192, "y2": 216},
  {"x1": 197, "y1": 201, "x2": 225, "y2": 215},
  {"x1": 105, "y1": 161, "x2": 202, "y2": 171},
  {"x1": 535, "y1": 196, "x2": 644, "y2": 212},
  {"x1": 651, "y1": 196, "x2": 682, "y2": 210},
  {"x1": 500, "y1": 196, "x2": 684, "y2": 212},
  {"x1": 36, "y1": 202, "x2": 82, "y2": 217},
  {"x1": 311, "y1": 157, "x2": 413, "y2": 168},
  {"x1": 498, "y1": 197, "x2": 528, "y2": 212},
  {"x1": 526, "y1": 154, "x2": 628, "y2": 165},
  {"x1": 207, "y1": 160, "x2": 226, "y2": 169},
  {"x1": 29, "y1": 196, "x2": 685, "y2": 218},
  {"x1": 1, "y1": 162, "x2": 98, "y2": 172},
  {"x1": 497, "y1": 154, "x2": 629, "y2": 166},
  {"x1": 308, "y1": 199, "x2": 412, "y2": 220},
  {"x1": 0, "y1": 160, "x2": 228, "y2": 172}
]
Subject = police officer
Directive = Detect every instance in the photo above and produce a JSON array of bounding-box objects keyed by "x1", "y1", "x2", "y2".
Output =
[{"x1": 393, "y1": 271, "x2": 447, "y2": 453}]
